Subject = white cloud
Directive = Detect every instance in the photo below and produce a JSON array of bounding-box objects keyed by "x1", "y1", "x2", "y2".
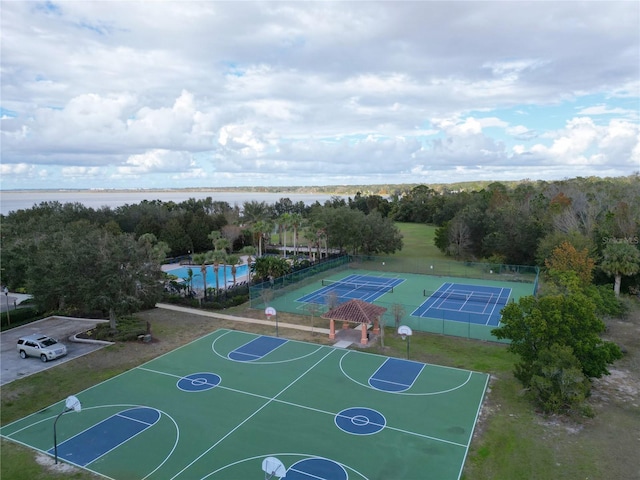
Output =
[
  {"x1": 118, "y1": 149, "x2": 197, "y2": 176},
  {"x1": 528, "y1": 117, "x2": 640, "y2": 167},
  {"x1": 0, "y1": 1, "x2": 638, "y2": 189},
  {"x1": 61, "y1": 166, "x2": 102, "y2": 178}
]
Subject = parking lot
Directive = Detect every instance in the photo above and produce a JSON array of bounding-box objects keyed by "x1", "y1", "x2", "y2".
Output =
[{"x1": 1, "y1": 316, "x2": 111, "y2": 386}]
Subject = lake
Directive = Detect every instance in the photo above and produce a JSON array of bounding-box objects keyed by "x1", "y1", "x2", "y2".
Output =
[{"x1": 0, "y1": 190, "x2": 349, "y2": 215}]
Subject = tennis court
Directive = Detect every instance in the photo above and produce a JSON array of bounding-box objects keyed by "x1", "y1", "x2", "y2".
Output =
[
  {"x1": 1, "y1": 329, "x2": 489, "y2": 479},
  {"x1": 296, "y1": 274, "x2": 404, "y2": 304},
  {"x1": 254, "y1": 267, "x2": 535, "y2": 341},
  {"x1": 413, "y1": 282, "x2": 511, "y2": 326}
]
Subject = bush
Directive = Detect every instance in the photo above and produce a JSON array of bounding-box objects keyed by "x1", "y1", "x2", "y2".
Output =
[
  {"x1": 528, "y1": 344, "x2": 591, "y2": 415},
  {"x1": 0, "y1": 307, "x2": 42, "y2": 330},
  {"x1": 588, "y1": 284, "x2": 625, "y2": 317},
  {"x1": 88, "y1": 316, "x2": 147, "y2": 342}
]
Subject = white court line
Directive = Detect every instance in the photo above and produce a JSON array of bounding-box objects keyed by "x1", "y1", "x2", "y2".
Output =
[
  {"x1": 138, "y1": 360, "x2": 466, "y2": 450},
  {"x1": 229, "y1": 350, "x2": 261, "y2": 360},
  {"x1": 457, "y1": 374, "x2": 491, "y2": 480},
  {"x1": 369, "y1": 377, "x2": 412, "y2": 388},
  {"x1": 168, "y1": 348, "x2": 337, "y2": 480}
]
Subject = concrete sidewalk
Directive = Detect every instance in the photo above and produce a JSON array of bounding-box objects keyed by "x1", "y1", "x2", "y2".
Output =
[
  {"x1": 155, "y1": 303, "x2": 331, "y2": 335},
  {"x1": 0, "y1": 292, "x2": 33, "y2": 313}
]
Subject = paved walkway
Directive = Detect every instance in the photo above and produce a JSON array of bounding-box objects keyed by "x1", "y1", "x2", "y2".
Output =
[
  {"x1": 154, "y1": 304, "x2": 382, "y2": 349},
  {"x1": 0, "y1": 292, "x2": 33, "y2": 313},
  {"x1": 155, "y1": 303, "x2": 331, "y2": 335}
]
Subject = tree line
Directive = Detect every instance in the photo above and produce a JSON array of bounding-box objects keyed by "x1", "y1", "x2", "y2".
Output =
[
  {"x1": 1, "y1": 175, "x2": 639, "y2": 416},
  {"x1": 2, "y1": 175, "x2": 638, "y2": 302},
  {"x1": 0, "y1": 195, "x2": 403, "y2": 323}
]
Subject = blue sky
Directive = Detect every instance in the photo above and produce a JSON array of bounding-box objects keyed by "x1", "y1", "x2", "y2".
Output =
[{"x1": 1, "y1": 1, "x2": 638, "y2": 190}]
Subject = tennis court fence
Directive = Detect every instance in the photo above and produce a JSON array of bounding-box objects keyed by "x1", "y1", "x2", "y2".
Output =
[
  {"x1": 249, "y1": 254, "x2": 536, "y2": 342},
  {"x1": 374, "y1": 299, "x2": 511, "y2": 343},
  {"x1": 350, "y1": 255, "x2": 540, "y2": 286},
  {"x1": 249, "y1": 255, "x2": 350, "y2": 306}
]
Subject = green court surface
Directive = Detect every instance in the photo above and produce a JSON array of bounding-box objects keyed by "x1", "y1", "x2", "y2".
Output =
[
  {"x1": 255, "y1": 268, "x2": 535, "y2": 341},
  {"x1": 1, "y1": 329, "x2": 489, "y2": 480}
]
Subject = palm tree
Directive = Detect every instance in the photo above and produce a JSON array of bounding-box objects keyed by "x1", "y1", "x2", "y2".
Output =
[
  {"x1": 240, "y1": 246, "x2": 257, "y2": 284},
  {"x1": 241, "y1": 201, "x2": 273, "y2": 256},
  {"x1": 241, "y1": 200, "x2": 271, "y2": 225},
  {"x1": 213, "y1": 238, "x2": 231, "y2": 291},
  {"x1": 289, "y1": 213, "x2": 304, "y2": 257},
  {"x1": 211, "y1": 254, "x2": 221, "y2": 293},
  {"x1": 316, "y1": 227, "x2": 327, "y2": 259},
  {"x1": 302, "y1": 227, "x2": 317, "y2": 261},
  {"x1": 253, "y1": 220, "x2": 272, "y2": 257},
  {"x1": 208, "y1": 230, "x2": 221, "y2": 248},
  {"x1": 214, "y1": 237, "x2": 231, "y2": 254},
  {"x1": 182, "y1": 267, "x2": 199, "y2": 297},
  {"x1": 600, "y1": 242, "x2": 640, "y2": 296},
  {"x1": 279, "y1": 213, "x2": 292, "y2": 258},
  {"x1": 227, "y1": 254, "x2": 241, "y2": 286},
  {"x1": 192, "y1": 253, "x2": 210, "y2": 300}
]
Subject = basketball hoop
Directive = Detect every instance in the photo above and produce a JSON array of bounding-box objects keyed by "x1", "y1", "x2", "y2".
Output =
[
  {"x1": 397, "y1": 325, "x2": 413, "y2": 359},
  {"x1": 398, "y1": 325, "x2": 412, "y2": 340},
  {"x1": 265, "y1": 307, "x2": 278, "y2": 336},
  {"x1": 261, "y1": 456, "x2": 286, "y2": 479}
]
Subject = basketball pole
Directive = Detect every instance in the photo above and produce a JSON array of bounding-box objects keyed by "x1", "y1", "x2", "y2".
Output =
[
  {"x1": 406, "y1": 335, "x2": 410, "y2": 359},
  {"x1": 53, "y1": 396, "x2": 81, "y2": 464}
]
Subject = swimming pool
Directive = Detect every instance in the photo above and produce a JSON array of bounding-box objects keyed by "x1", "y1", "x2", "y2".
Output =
[{"x1": 166, "y1": 263, "x2": 249, "y2": 290}]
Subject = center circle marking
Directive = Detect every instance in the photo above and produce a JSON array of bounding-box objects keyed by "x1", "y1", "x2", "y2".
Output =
[
  {"x1": 335, "y1": 407, "x2": 386, "y2": 435},
  {"x1": 177, "y1": 372, "x2": 221, "y2": 392},
  {"x1": 351, "y1": 415, "x2": 369, "y2": 426}
]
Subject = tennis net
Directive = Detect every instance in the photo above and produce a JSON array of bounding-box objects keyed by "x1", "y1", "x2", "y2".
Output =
[
  {"x1": 424, "y1": 290, "x2": 508, "y2": 304},
  {"x1": 322, "y1": 280, "x2": 394, "y2": 293}
]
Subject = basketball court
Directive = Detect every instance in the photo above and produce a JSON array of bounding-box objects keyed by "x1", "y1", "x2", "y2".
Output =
[{"x1": 1, "y1": 329, "x2": 489, "y2": 479}]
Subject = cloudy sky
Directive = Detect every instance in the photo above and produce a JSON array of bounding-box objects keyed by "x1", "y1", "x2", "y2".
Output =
[{"x1": 1, "y1": 1, "x2": 639, "y2": 190}]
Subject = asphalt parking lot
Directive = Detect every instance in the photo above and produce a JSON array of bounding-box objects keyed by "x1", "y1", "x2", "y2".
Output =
[{"x1": 1, "y1": 316, "x2": 111, "y2": 386}]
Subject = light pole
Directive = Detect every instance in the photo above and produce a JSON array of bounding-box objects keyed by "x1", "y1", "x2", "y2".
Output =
[
  {"x1": 53, "y1": 395, "x2": 82, "y2": 464},
  {"x1": 398, "y1": 325, "x2": 413, "y2": 360},
  {"x1": 3, "y1": 287, "x2": 10, "y2": 326}
]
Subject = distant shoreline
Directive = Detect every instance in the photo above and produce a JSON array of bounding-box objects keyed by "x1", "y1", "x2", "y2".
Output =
[
  {"x1": 0, "y1": 188, "x2": 360, "y2": 216},
  {"x1": 0, "y1": 186, "x2": 350, "y2": 194}
]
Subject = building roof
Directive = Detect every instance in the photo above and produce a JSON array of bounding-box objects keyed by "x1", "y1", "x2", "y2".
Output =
[{"x1": 321, "y1": 299, "x2": 387, "y2": 324}]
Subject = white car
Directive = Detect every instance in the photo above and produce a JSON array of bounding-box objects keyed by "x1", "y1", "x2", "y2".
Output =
[{"x1": 17, "y1": 334, "x2": 67, "y2": 362}]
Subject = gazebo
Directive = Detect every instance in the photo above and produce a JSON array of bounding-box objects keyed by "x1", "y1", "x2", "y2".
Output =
[{"x1": 322, "y1": 299, "x2": 387, "y2": 345}]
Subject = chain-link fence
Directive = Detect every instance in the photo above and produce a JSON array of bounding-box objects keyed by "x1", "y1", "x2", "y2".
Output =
[{"x1": 250, "y1": 254, "x2": 538, "y2": 342}]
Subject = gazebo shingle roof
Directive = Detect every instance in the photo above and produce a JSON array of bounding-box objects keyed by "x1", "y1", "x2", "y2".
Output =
[{"x1": 321, "y1": 299, "x2": 387, "y2": 324}]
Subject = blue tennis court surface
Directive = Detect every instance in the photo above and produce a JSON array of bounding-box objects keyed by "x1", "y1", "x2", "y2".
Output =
[
  {"x1": 297, "y1": 274, "x2": 404, "y2": 304},
  {"x1": 412, "y1": 282, "x2": 511, "y2": 326}
]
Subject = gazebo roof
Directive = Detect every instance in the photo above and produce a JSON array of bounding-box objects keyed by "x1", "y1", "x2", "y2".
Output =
[{"x1": 321, "y1": 299, "x2": 387, "y2": 324}]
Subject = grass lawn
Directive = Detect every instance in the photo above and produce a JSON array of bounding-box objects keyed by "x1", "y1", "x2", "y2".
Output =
[
  {"x1": 2, "y1": 222, "x2": 639, "y2": 480},
  {"x1": 393, "y1": 221, "x2": 445, "y2": 259}
]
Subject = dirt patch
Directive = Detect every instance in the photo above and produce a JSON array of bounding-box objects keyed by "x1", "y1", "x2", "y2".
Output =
[
  {"x1": 592, "y1": 312, "x2": 640, "y2": 408},
  {"x1": 471, "y1": 375, "x2": 501, "y2": 441},
  {"x1": 591, "y1": 368, "x2": 640, "y2": 406},
  {"x1": 36, "y1": 452, "x2": 81, "y2": 475},
  {"x1": 568, "y1": 302, "x2": 640, "y2": 479}
]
